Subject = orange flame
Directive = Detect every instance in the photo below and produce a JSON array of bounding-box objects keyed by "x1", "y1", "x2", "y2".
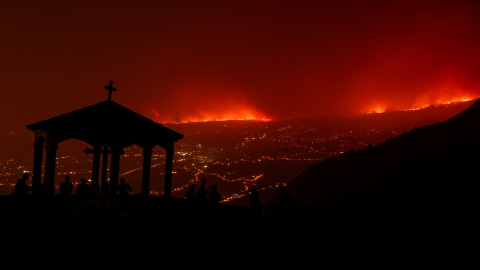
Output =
[
  {"x1": 366, "y1": 106, "x2": 387, "y2": 114},
  {"x1": 168, "y1": 110, "x2": 271, "y2": 123},
  {"x1": 364, "y1": 94, "x2": 476, "y2": 115},
  {"x1": 151, "y1": 102, "x2": 271, "y2": 123}
]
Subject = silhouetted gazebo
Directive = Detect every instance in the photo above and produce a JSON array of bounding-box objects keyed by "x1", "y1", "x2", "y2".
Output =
[{"x1": 26, "y1": 83, "x2": 183, "y2": 214}]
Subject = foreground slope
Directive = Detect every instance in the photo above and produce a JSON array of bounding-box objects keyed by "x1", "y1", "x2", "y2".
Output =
[
  {"x1": 275, "y1": 99, "x2": 480, "y2": 268},
  {"x1": 287, "y1": 98, "x2": 480, "y2": 206}
]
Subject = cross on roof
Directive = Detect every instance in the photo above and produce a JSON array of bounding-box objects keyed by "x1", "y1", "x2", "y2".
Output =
[{"x1": 104, "y1": 80, "x2": 117, "y2": 101}]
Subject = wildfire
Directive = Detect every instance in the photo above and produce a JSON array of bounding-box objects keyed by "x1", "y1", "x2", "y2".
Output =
[
  {"x1": 366, "y1": 107, "x2": 386, "y2": 114},
  {"x1": 152, "y1": 106, "x2": 271, "y2": 123},
  {"x1": 434, "y1": 97, "x2": 474, "y2": 105},
  {"x1": 364, "y1": 96, "x2": 475, "y2": 115},
  {"x1": 172, "y1": 113, "x2": 271, "y2": 123}
]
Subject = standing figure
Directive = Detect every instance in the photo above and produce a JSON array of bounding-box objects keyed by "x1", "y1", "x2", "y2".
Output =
[
  {"x1": 13, "y1": 173, "x2": 31, "y2": 201},
  {"x1": 249, "y1": 188, "x2": 262, "y2": 220},
  {"x1": 13, "y1": 173, "x2": 31, "y2": 217},
  {"x1": 76, "y1": 178, "x2": 91, "y2": 201},
  {"x1": 196, "y1": 179, "x2": 208, "y2": 206},
  {"x1": 208, "y1": 185, "x2": 221, "y2": 207},
  {"x1": 117, "y1": 178, "x2": 132, "y2": 204},
  {"x1": 185, "y1": 184, "x2": 196, "y2": 200},
  {"x1": 59, "y1": 175, "x2": 73, "y2": 197},
  {"x1": 249, "y1": 188, "x2": 260, "y2": 209}
]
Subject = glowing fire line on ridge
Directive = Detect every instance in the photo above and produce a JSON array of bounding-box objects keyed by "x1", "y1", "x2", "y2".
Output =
[
  {"x1": 365, "y1": 97, "x2": 475, "y2": 114},
  {"x1": 151, "y1": 107, "x2": 271, "y2": 123}
]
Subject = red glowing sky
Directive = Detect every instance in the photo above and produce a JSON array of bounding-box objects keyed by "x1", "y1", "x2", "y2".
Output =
[{"x1": 1, "y1": 0, "x2": 480, "y2": 128}]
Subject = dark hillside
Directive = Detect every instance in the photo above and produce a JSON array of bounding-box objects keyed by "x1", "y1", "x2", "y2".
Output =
[
  {"x1": 287, "y1": 98, "x2": 480, "y2": 206},
  {"x1": 279, "y1": 99, "x2": 480, "y2": 268}
]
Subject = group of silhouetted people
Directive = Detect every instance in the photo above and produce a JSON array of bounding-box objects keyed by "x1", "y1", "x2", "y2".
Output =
[
  {"x1": 59, "y1": 175, "x2": 132, "y2": 203},
  {"x1": 12, "y1": 172, "x2": 300, "y2": 221},
  {"x1": 184, "y1": 178, "x2": 302, "y2": 220},
  {"x1": 185, "y1": 178, "x2": 222, "y2": 208},
  {"x1": 58, "y1": 175, "x2": 91, "y2": 201},
  {"x1": 13, "y1": 173, "x2": 133, "y2": 203}
]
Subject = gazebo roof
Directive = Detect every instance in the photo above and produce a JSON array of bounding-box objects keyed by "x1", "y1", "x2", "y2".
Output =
[{"x1": 26, "y1": 100, "x2": 183, "y2": 149}]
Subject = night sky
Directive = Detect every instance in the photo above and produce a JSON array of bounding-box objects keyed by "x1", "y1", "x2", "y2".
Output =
[{"x1": 1, "y1": 0, "x2": 480, "y2": 129}]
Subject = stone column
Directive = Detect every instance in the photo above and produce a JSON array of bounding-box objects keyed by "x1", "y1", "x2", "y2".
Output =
[
  {"x1": 42, "y1": 134, "x2": 57, "y2": 219},
  {"x1": 31, "y1": 136, "x2": 45, "y2": 198},
  {"x1": 107, "y1": 147, "x2": 122, "y2": 217},
  {"x1": 141, "y1": 145, "x2": 153, "y2": 198},
  {"x1": 101, "y1": 147, "x2": 109, "y2": 202},
  {"x1": 90, "y1": 146, "x2": 101, "y2": 198},
  {"x1": 164, "y1": 142, "x2": 174, "y2": 200},
  {"x1": 44, "y1": 138, "x2": 57, "y2": 197}
]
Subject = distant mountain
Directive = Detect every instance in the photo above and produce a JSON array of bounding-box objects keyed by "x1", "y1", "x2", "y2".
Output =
[{"x1": 286, "y1": 98, "x2": 480, "y2": 206}]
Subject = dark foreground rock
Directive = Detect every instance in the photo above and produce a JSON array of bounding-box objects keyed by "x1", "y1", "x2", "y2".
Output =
[{"x1": 0, "y1": 193, "x2": 478, "y2": 270}]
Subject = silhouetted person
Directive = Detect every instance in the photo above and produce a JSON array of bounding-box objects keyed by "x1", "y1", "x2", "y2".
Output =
[
  {"x1": 13, "y1": 173, "x2": 31, "y2": 219},
  {"x1": 196, "y1": 179, "x2": 208, "y2": 206},
  {"x1": 249, "y1": 188, "x2": 262, "y2": 220},
  {"x1": 185, "y1": 184, "x2": 196, "y2": 200},
  {"x1": 76, "y1": 178, "x2": 91, "y2": 201},
  {"x1": 117, "y1": 178, "x2": 132, "y2": 204},
  {"x1": 208, "y1": 185, "x2": 221, "y2": 207},
  {"x1": 59, "y1": 175, "x2": 73, "y2": 197},
  {"x1": 250, "y1": 188, "x2": 260, "y2": 208},
  {"x1": 13, "y1": 173, "x2": 31, "y2": 200}
]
